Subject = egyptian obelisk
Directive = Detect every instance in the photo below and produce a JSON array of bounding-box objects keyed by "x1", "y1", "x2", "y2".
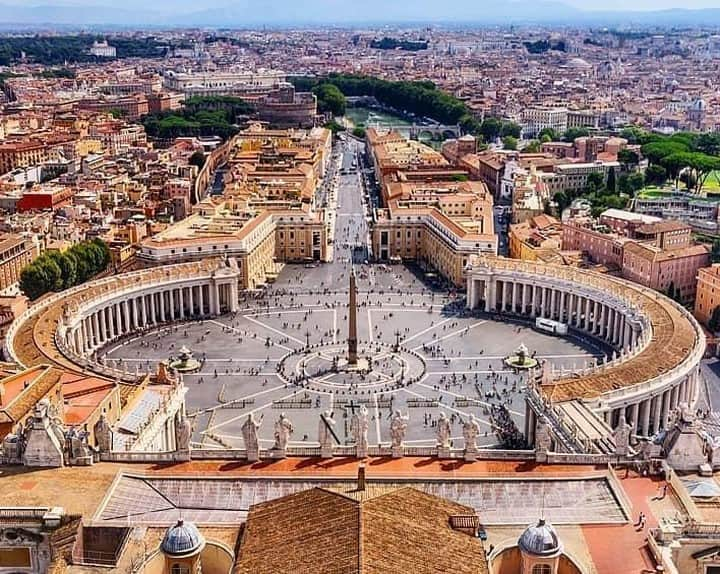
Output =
[{"x1": 348, "y1": 267, "x2": 358, "y2": 365}]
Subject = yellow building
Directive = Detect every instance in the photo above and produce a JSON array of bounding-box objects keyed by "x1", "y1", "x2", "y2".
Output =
[
  {"x1": 368, "y1": 129, "x2": 497, "y2": 287},
  {"x1": 372, "y1": 180, "x2": 497, "y2": 287},
  {"x1": 508, "y1": 214, "x2": 563, "y2": 262}
]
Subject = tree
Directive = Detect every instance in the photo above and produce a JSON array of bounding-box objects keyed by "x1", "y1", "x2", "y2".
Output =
[
  {"x1": 661, "y1": 151, "x2": 720, "y2": 193},
  {"x1": 709, "y1": 306, "x2": 720, "y2": 333},
  {"x1": 503, "y1": 136, "x2": 518, "y2": 151},
  {"x1": 645, "y1": 164, "x2": 667, "y2": 186},
  {"x1": 563, "y1": 127, "x2": 590, "y2": 142},
  {"x1": 19, "y1": 264, "x2": 50, "y2": 301},
  {"x1": 524, "y1": 140, "x2": 542, "y2": 153},
  {"x1": 553, "y1": 191, "x2": 570, "y2": 212},
  {"x1": 313, "y1": 83, "x2": 346, "y2": 116},
  {"x1": 19, "y1": 239, "x2": 110, "y2": 300},
  {"x1": 459, "y1": 114, "x2": 481, "y2": 135},
  {"x1": 617, "y1": 148, "x2": 639, "y2": 166},
  {"x1": 323, "y1": 120, "x2": 346, "y2": 133},
  {"x1": 538, "y1": 127, "x2": 559, "y2": 142},
  {"x1": 352, "y1": 127, "x2": 366, "y2": 138},
  {"x1": 46, "y1": 250, "x2": 77, "y2": 290},
  {"x1": 618, "y1": 173, "x2": 630, "y2": 194},
  {"x1": 642, "y1": 140, "x2": 690, "y2": 165},
  {"x1": 694, "y1": 132, "x2": 720, "y2": 156},
  {"x1": 500, "y1": 122, "x2": 522, "y2": 139},
  {"x1": 712, "y1": 239, "x2": 720, "y2": 263},
  {"x1": 189, "y1": 151, "x2": 206, "y2": 170},
  {"x1": 680, "y1": 170, "x2": 697, "y2": 190},
  {"x1": 586, "y1": 171, "x2": 605, "y2": 194},
  {"x1": 480, "y1": 118, "x2": 502, "y2": 143},
  {"x1": 620, "y1": 126, "x2": 650, "y2": 145},
  {"x1": 606, "y1": 167, "x2": 617, "y2": 193},
  {"x1": 627, "y1": 172, "x2": 645, "y2": 193}
]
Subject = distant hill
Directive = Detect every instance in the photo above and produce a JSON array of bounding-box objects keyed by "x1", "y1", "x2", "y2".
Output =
[{"x1": 1, "y1": 1, "x2": 720, "y2": 29}]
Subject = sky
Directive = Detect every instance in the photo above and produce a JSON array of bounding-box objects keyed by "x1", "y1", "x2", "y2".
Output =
[
  {"x1": 564, "y1": 0, "x2": 720, "y2": 9},
  {"x1": 2, "y1": 0, "x2": 720, "y2": 9}
]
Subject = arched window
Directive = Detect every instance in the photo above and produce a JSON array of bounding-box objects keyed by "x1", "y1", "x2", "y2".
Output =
[
  {"x1": 171, "y1": 564, "x2": 190, "y2": 574},
  {"x1": 532, "y1": 565, "x2": 551, "y2": 574}
]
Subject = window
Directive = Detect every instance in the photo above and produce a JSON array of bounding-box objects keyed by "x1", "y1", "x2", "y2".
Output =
[
  {"x1": 171, "y1": 565, "x2": 190, "y2": 574},
  {"x1": 532, "y1": 565, "x2": 551, "y2": 574}
]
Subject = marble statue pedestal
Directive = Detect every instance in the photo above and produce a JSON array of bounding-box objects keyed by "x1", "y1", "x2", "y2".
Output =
[
  {"x1": 246, "y1": 448, "x2": 259, "y2": 463},
  {"x1": 437, "y1": 446, "x2": 452, "y2": 459}
]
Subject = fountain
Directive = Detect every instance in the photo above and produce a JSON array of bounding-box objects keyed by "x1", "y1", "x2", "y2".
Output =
[
  {"x1": 504, "y1": 342, "x2": 539, "y2": 370},
  {"x1": 169, "y1": 345, "x2": 202, "y2": 373}
]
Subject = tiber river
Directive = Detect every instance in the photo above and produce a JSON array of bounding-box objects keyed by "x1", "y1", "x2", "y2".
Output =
[{"x1": 345, "y1": 106, "x2": 442, "y2": 148}]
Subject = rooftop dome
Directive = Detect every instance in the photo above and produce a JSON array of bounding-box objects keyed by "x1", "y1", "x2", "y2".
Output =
[
  {"x1": 518, "y1": 519, "x2": 562, "y2": 557},
  {"x1": 567, "y1": 57, "x2": 591, "y2": 69},
  {"x1": 691, "y1": 98, "x2": 707, "y2": 111},
  {"x1": 161, "y1": 519, "x2": 205, "y2": 558}
]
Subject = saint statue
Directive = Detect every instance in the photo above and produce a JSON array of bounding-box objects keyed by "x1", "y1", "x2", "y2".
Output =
[
  {"x1": 436, "y1": 411, "x2": 451, "y2": 449},
  {"x1": 241, "y1": 412, "x2": 262, "y2": 453},
  {"x1": 390, "y1": 409, "x2": 409, "y2": 449},
  {"x1": 351, "y1": 405, "x2": 369, "y2": 455},
  {"x1": 462, "y1": 414, "x2": 481, "y2": 452},
  {"x1": 174, "y1": 412, "x2": 192, "y2": 452},
  {"x1": 318, "y1": 410, "x2": 336, "y2": 450},
  {"x1": 273, "y1": 412, "x2": 293, "y2": 451}
]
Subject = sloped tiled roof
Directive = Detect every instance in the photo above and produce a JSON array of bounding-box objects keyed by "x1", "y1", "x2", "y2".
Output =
[{"x1": 233, "y1": 486, "x2": 489, "y2": 574}]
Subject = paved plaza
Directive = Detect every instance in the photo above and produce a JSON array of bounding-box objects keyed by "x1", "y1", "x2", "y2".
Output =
[
  {"x1": 100, "y1": 266, "x2": 604, "y2": 450},
  {"x1": 99, "y1": 138, "x2": 604, "y2": 451}
]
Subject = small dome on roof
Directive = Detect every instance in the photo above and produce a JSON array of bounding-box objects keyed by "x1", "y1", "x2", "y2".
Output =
[
  {"x1": 567, "y1": 57, "x2": 591, "y2": 69},
  {"x1": 161, "y1": 519, "x2": 205, "y2": 558},
  {"x1": 518, "y1": 519, "x2": 562, "y2": 557}
]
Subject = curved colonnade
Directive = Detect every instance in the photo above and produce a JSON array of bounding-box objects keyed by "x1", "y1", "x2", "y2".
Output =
[
  {"x1": 467, "y1": 256, "x2": 705, "y2": 436},
  {"x1": 5, "y1": 258, "x2": 240, "y2": 383},
  {"x1": 5, "y1": 255, "x2": 705, "y2": 442}
]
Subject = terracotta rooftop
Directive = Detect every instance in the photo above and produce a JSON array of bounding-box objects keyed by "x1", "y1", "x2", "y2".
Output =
[{"x1": 233, "y1": 486, "x2": 489, "y2": 574}]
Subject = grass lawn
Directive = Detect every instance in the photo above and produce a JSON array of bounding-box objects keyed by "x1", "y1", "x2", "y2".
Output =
[
  {"x1": 636, "y1": 186, "x2": 673, "y2": 198},
  {"x1": 704, "y1": 171, "x2": 720, "y2": 192}
]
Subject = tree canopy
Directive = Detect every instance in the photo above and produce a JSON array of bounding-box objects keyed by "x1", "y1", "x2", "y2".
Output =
[
  {"x1": 141, "y1": 96, "x2": 254, "y2": 141},
  {"x1": 563, "y1": 127, "x2": 590, "y2": 142},
  {"x1": 640, "y1": 132, "x2": 720, "y2": 193},
  {"x1": 20, "y1": 238, "x2": 110, "y2": 301},
  {"x1": 313, "y1": 83, "x2": 346, "y2": 116}
]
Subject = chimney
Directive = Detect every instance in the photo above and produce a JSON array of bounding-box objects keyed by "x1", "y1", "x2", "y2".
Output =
[{"x1": 357, "y1": 463, "x2": 366, "y2": 491}]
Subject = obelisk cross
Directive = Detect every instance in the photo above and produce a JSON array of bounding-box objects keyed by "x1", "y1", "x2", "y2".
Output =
[{"x1": 348, "y1": 266, "x2": 358, "y2": 365}]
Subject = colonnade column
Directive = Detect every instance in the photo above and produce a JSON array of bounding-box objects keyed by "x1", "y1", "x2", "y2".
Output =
[
  {"x1": 641, "y1": 399, "x2": 651, "y2": 436},
  {"x1": 179, "y1": 288, "x2": 185, "y2": 319},
  {"x1": 628, "y1": 402, "x2": 639, "y2": 433}
]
